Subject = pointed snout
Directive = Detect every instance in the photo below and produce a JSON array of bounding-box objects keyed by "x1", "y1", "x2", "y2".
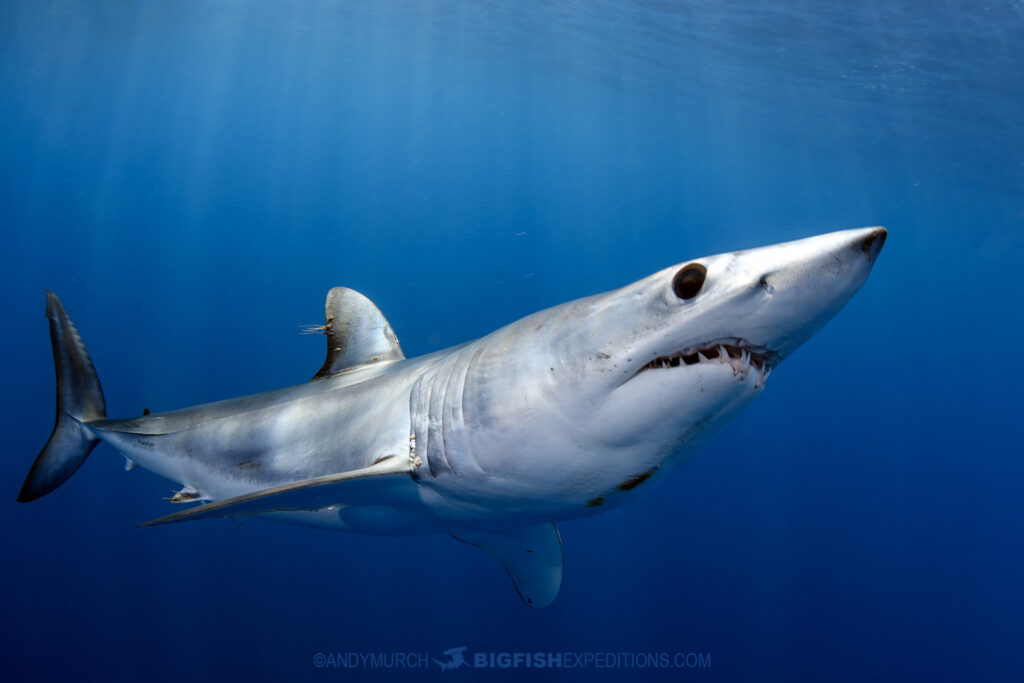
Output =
[
  {"x1": 781, "y1": 225, "x2": 887, "y2": 270},
  {"x1": 860, "y1": 226, "x2": 887, "y2": 263},
  {"x1": 739, "y1": 226, "x2": 887, "y2": 360}
]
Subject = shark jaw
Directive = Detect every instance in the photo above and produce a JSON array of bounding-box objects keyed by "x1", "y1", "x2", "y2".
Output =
[{"x1": 632, "y1": 339, "x2": 779, "y2": 382}]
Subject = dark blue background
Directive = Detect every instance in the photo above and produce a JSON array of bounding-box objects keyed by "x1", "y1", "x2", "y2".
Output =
[{"x1": 2, "y1": 1, "x2": 1022, "y2": 681}]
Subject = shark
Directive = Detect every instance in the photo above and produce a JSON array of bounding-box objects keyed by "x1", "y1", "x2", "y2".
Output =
[{"x1": 18, "y1": 227, "x2": 886, "y2": 607}]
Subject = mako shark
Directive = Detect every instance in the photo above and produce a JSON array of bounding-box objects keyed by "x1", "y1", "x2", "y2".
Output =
[{"x1": 19, "y1": 227, "x2": 885, "y2": 607}]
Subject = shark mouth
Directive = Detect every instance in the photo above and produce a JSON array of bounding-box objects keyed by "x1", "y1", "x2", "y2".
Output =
[{"x1": 634, "y1": 340, "x2": 780, "y2": 380}]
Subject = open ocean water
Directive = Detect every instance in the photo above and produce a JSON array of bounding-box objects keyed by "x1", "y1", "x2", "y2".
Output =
[{"x1": 2, "y1": 1, "x2": 1022, "y2": 681}]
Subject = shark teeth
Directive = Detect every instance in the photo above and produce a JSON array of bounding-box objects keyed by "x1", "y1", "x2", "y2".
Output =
[{"x1": 636, "y1": 340, "x2": 778, "y2": 379}]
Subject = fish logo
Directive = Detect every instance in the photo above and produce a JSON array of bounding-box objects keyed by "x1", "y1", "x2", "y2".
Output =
[{"x1": 432, "y1": 646, "x2": 469, "y2": 671}]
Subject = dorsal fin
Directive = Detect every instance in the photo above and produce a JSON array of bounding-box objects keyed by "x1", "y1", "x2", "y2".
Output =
[{"x1": 310, "y1": 287, "x2": 405, "y2": 380}]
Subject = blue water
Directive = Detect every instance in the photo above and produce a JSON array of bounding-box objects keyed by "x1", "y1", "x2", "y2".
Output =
[{"x1": 2, "y1": 1, "x2": 1022, "y2": 681}]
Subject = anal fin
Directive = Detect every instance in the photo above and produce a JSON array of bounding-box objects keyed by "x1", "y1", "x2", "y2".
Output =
[{"x1": 452, "y1": 523, "x2": 564, "y2": 608}]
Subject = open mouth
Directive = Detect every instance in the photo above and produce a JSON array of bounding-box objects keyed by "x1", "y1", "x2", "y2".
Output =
[{"x1": 634, "y1": 339, "x2": 779, "y2": 379}]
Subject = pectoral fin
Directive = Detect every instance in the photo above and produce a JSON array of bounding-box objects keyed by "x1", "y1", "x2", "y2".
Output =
[
  {"x1": 452, "y1": 523, "x2": 564, "y2": 608},
  {"x1": 139, "y1": 455, "x2": 413, "y2": 527}
]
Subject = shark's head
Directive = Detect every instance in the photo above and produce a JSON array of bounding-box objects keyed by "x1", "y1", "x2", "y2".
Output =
[
  {"x1": 453, "y1": 227, "x2": 886, "y2": 516},
  {"x1": 578, "y1": 226, "x2": 885, "y2": 457}
]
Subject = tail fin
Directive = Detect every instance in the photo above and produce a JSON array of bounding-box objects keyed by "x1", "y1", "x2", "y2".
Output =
[{"x1": 17, "y1": 291, "x2": 107, "y2": 502}]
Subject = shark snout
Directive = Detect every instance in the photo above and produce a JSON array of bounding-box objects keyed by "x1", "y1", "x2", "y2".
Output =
[
  {"x1": 747, "y1": 226, "x2": 887, "y2": 360},
  {"x1": 860, "y1": 226, "x2": 887, "y2": 262},
  {"x1": 792, "y1": 225, "x2": 887, "y2": 271}
]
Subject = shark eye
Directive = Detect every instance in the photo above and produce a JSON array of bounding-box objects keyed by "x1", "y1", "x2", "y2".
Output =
[{"x1": 672, "y1": 263, "x2": 707, "y2": 300}]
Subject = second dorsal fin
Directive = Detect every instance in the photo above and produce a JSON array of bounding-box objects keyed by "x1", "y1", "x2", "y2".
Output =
[{"x1": 311, "y1": 287, "x2": 405, "y2": 380}]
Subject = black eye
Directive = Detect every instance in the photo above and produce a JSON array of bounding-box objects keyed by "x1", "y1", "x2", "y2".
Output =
[{"x1": 672, "y1": 263, "x2": 707, "y2": 300}]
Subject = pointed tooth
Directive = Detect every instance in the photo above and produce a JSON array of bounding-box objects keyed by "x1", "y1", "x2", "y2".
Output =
[{"x1": 697, "y1": 351, "x2": 708, "y2": 363}]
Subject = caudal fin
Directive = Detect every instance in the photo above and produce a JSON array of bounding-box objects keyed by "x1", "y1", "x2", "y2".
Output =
[{"x1": 17, "y1": 291, "x2": 107, "y2": 502}]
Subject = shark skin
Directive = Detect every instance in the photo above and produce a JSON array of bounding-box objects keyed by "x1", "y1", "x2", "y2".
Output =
[{"x1": 18, "y1": 227, "x2": 886, "y2": 607}]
